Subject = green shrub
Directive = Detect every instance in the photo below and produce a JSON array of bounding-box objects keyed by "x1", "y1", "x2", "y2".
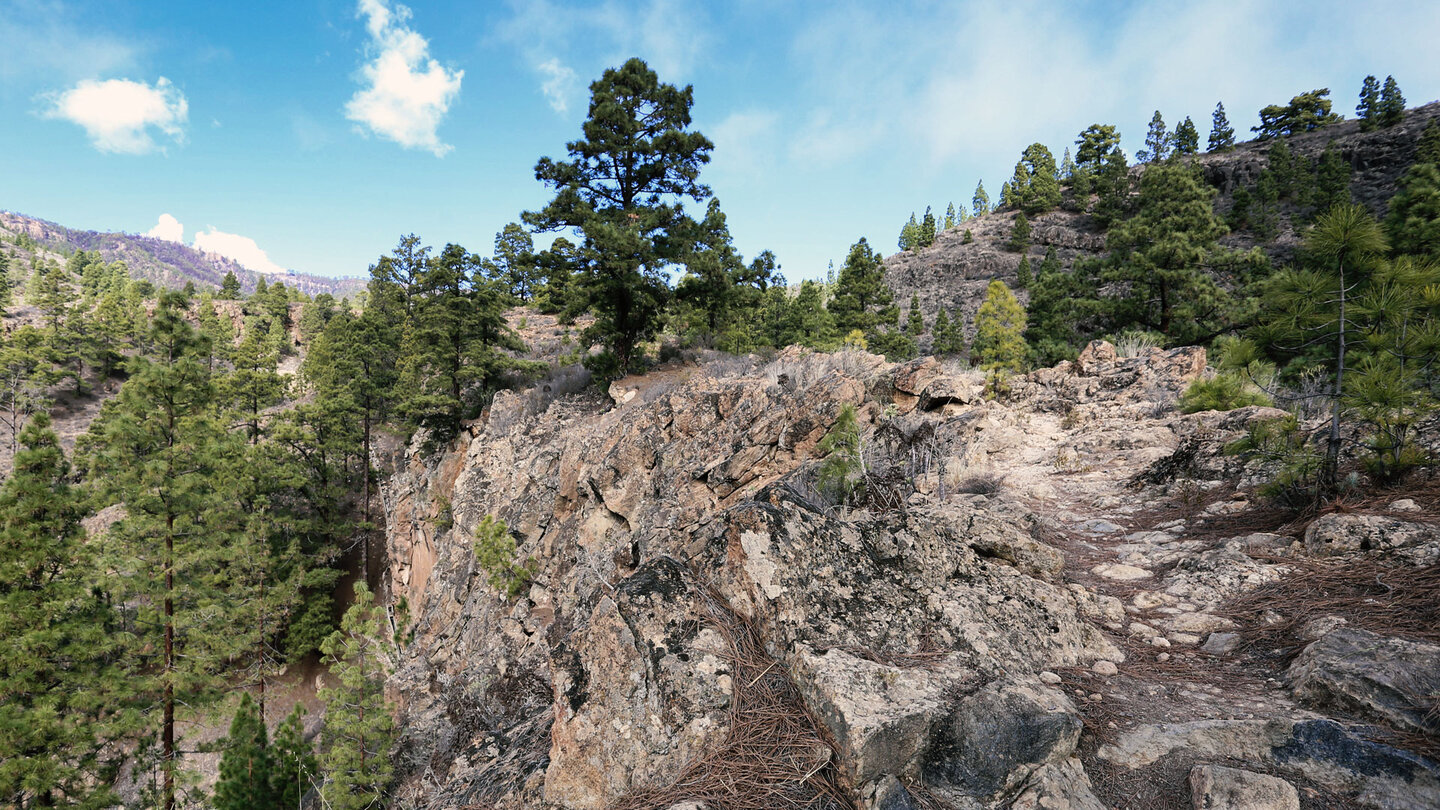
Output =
[
  {"x1": 816, "y1": 404, "x2": 864, "y2": 505},
  {"x1": 1180, "y1": 374, "x2": 1273, "y2": 413},
  {"x1": 474, "y1": 515, "x2": 533, "y2": 599}
]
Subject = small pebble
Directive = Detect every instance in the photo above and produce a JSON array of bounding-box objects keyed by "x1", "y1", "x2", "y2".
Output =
[
  {"x1": 1093, "y1": 660, "x2": 1119, "y2": 676},
  {"x1": 1039, "y1": 671, "x2": 1062, "y2": 685},
  {"x1": 1149, "y1": 636, "x2": 1171, "y2": 648},
  {"x1": 1157, "y1": 652, "x2": 1170, "y2": 662}
]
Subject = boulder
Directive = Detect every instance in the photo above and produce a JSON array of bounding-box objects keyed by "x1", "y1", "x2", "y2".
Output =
[
  {"x1": 1287, "y1": 628, "x2": 1440, "y2": 734},
  {"x1": 1303, "y1": 513, "x2": 1439, "y2": 560},
  {"x1": 1188, "y1": 765, "x2": 1299, "y2": 810},
  {"x1": 922, "y1": 678, "x2": 1082, "y2": 800}
]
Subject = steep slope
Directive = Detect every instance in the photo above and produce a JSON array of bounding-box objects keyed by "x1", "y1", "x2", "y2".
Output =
[
  {"x1": 884, "y1": 101, "x2": 1440, "y2": 350},
  {"x1": 0, "y1": 211, "x2": 364, "y2": 298},
  {"x1": 379, "y1": 345, "x2": 1440, "y2": 809}
]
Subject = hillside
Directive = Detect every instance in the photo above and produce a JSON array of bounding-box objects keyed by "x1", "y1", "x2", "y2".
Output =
[
  {"x1": 883, "y1": 101, "x2": 1440, "y2": 351},
  {"x1": 0, "y1": 210, "x2": 365, "y2": 299},
  {"x1": 379, "y1": 344, "x2": 1440, "y2": 810}
]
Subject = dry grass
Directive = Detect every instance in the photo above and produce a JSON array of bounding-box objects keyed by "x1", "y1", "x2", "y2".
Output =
[{"x1": 610, "y1": 587, "x2": 855, "y2": 810}]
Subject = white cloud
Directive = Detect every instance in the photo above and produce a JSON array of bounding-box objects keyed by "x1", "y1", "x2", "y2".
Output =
[
  {"x1": 43, "y1": 76, "x2": 187, "y2": 154},
  {"x1": 537, "y1": 58, "x2": 577, "y2": 113},
  {"x1": 145, "y1": 213, "x2": 184, "y2": 243},
  {"x1": 346, "y1": 0, "x2": 463, "y2": 156},
  {"x1": 193, "y1": 228, "x2": 288, "y2": 275},
  {"x1": 495, "y1": 0, "x2": 711, "y2": 110}
]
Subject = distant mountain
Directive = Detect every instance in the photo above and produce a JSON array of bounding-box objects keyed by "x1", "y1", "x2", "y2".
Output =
[{"x1": 0, "y1": 211, "x2": 366, "y2": 299}]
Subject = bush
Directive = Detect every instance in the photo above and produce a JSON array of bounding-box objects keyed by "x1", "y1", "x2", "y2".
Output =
[
  {"x1": 474, "y1": 515, "x2": 533, "y2": 599},
  {"x1": 1226, "y1": 415, "x2": 1325, "y2": 507},
  {"x1": 816, "y1": 404, "x2": 864, "y2": 506},
  {"x1": 954, "y1": 472, "x2": 1005, "y2": 495},
  {"x1": 1180, "y1": 374, "x2": 1273, "y2": 413}
]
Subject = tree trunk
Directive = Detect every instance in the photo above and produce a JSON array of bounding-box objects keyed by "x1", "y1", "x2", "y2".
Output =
[
  {"x1": 1325, "y1": 258, "x2": 1347, "y2": 490},
  {"x1": 164, "y1": 512, "x2": 175, "y2": 810}
]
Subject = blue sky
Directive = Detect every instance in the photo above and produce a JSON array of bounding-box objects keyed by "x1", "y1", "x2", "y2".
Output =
[{"x1": 3, "y1": 0, "x2": 1439, "y2": 281}]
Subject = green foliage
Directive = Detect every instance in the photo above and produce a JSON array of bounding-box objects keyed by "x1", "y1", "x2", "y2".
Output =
[
  {"x1": 220, "y1": 270, "x2": 243, "y2": 299},
  {"x1": 1173, "y1": 117, "x2": 1199, "y2": 155},
  {"x1": 1378, "y1": 76, "x2": 1405, "y2": 128},
  {"x1": 962, "y1": 229, "x2": 974, "y2": 244},
  {"x1": 271, "y1": 705, "x2": 316, "y2": 809},
  {"x1": 0, "y1": 413, "x2": 119, "y2": 809},
  {"x1": 1009, "y1": 143, "x2": 1061, "y2": 214},
  {"x1": 905, "y1": 293, "x2": 924, "y2": 335},
  {"x1": 1180, "y1": 374, "x2": 1273, "y2": 413},
  {"x1": 898, "y1": 213, "x2": 920, "y2": 251},
  {"x1": 971, "y1": 181, "x2": 990, "y2": 217},
  {"x1": 1227, "y1": 414, "x2": 1326, "y2": 507},
  {"x1": 489, "y1": 222, "x2": 539, "y2": 302},
  {"x1": 1357, "y1": 75, "x2": 1381, "y2": 131},
  {"x1": 1417, "y1": 121, "x2": 1440, "y2": 166},
  {"x1": 215, "y1": 694, "x2": 276, "y2": 810},
  {"x1": 919, "y1": 206, "x2": 937, "y2": 247},
  {"x1": 1090, "y1": 149, "x2": 1132, "y2": 229},
  {"x1": 1253, "y1": 88, "x2": 1341, "y2": 140},
  {"x1": 525, "y1": 57, "x2": 713, "y2": 377},
  {"x1": 1344, "y1": 354, "x2": 1432, "y2": 481},
  {"x1": 79, "y1": 291, "x2": 250, "y2": 810},
  {"x1": 1136, "y1": 111, "x2": 1171, "y2": 163},
  {"x1": 1385, "y1": 162, "x2": 1440, "y2": 259},
  {"x1": 1075, "y1": 124, "x2": 1121, "y2": 170},
  {"x1": 1006, "y1": 212, "x2": 1031, "y2": 252},
  {"x1": 1095, "y1": 163, "x2": 1232, "y2": 340},
  {"x1": 474, "y1": 515, "x2": 532, "y2": 599},
  {"x1": 319, "y1": 583, "x2": 394, "y2": 810},
  {"x1": 1314, "y1": 143, "x2": 1353, "y2": 214},
  {"x1": 1015, "y1": 256, "x2": 1031, "y2": 289},
  {"x1": 816, "y1": 403, "x2": 863, "y2": 505},
  {"x1": 972, "y1": 280, "x2": 1027, "y2": 373},
  {"x1": 828, "y1": 238, "x2": 898, "y2": 344}
]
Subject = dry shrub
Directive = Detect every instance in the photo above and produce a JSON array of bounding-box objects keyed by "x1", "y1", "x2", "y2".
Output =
[
  {"x1": 953, "y1": 472, "x2": 1005, "y2": 496},
  {"x1": 610, "y1": 587, "x2": 856, "y2": 810}
]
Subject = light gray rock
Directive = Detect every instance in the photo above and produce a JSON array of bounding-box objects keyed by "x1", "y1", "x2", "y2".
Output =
[
  {"x1": 1189, "y1": 764, "x2": 1299, "y2": 810},
  {"x1": 1200, "y1": 632, "x2": 1242, "y2": 655},
  {"x1": 1288, "y1": 628, "x2": 1440, "y2": 734},
  {"x1": 1009, "y1": 757, "x2": 1108, "y2": 810},
  {"x1": 1304, "y1": 513, "x2": 1439, "y2": 559}
]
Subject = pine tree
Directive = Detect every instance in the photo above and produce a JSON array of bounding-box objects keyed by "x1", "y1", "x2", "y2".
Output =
[
  {"x1": 1174, "y1": 117, "x2": 1199, "y2": 155},
  {"x1": 1039, "y1": 246, "x2": 1061, "y2": 278},
  {"x1": 319, "y1": 583, "x2": 395, "y2": 810},
  {"x1": 1417, "y1": 121, "x2": 1440, "y2": 166},
  {"x1": 828, "y1": 238, "x2": 896, "y2": 339},
  {"x1": 1092, "y1": 149, "x2": 1133, "y2": 230},
  {"x1": 0, "y1": 413, "x2": 119, "y2": 809},
  {"x1": 943, "y1": 202, "x2": 957, "y2": 230},
  {"x1": 816, "y1": 404, "x2": 863, "y2": 505},
  {"x1": 1385, "y1": 162, "x2": 1440, "y2": 258},
  {"x1": 1253, "y1": 89, "x2": 1341, "y2": 140},
  {"x1": 1059, "y1": 147, "x2": 1076, "y2": 180},
  {"x1": 919, "y1": 206, "x2": 937, "y2": 247},
  {"x1": 271, "y1": 705, "x2": 317, "y2": 809},
  {"x1": 972, "y1": 281, "x2": 1027, "y2": 372},
  {"x1": 1357, "y1": 75, "x2": 1381, "y2": 131},
  {"x1": 1016, "y1": 143, "x2": 1061, "y2": 214},
  {"x1": 931, "y1": 308, "x2": 951, "y2": 354},
  {"x1": 1137, "y1": 111, "x2": 1171, "y2": 163},
  {"x1": 1075, "y1": 124, "x2": 1121, "y2": 170},
  {"x1": 906, "y1": 293, "x2": 924, "y2": 335},
  {"x1": 220, "y1": 270, "x2": 243, "y2": 299},
  {"x1": 490, "y1": 223, "x2": 538, "y2": 302},
  {"x1": 1096, "y1": 163, "x2": 1231, "y2": 341},
  {"x1": 1378, "y1": 75, "x2": 1405, "y2": 128},
  {"x1": 525, "y1": 58, "x2": 713, "y2": 377},
  {"x1": 1314, "y1": 143, "x2": 1353, "y2": 214},
  {"x1": 0, "y1": 326, "x2": 53, "y2": 459},
  {"x1": 1016, "y1": 255, "x2": 1032, "y2": 289},
  {"x1": 972, "y1": 181, "x2": 990, "y2": 217},
  {"x1": 79, "y1": 292, "x2": 248, "y2": 810},
  {"x1": 1007, "y1": 213, "x2": 1031, "y2": 252},
  {"x1": 1208, "y1": 102, "x2": 1235, "y2": 151},
  {"x1": 215, "y1": 694, "x2": 277, "y2": 810},
  {"x1": 898, "y1": 213, "x2": 920, "y2": 251}
]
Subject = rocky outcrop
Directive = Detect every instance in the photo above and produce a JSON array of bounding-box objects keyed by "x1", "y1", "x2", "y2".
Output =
[
  {"x1": 1288, "y1": 628, "x2": 1440, "y2": 735},
  {"x1": 380, "y1": 342, "x2": 1438, "y2": 809}
]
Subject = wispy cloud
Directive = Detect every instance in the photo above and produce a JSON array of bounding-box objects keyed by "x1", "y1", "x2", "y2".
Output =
[
  {"x1": 145, "y1": 213, "x2": 184, "y2": 243},
  {"x1": 43, "y1": 77, "x2": 187, "y2": 154},
  {"x1": 537, "y1": 58, "x2": 578, "y2": 113},
  {"x1": 194, "y1": 227, "x2": 287, "y2": 275},
  {"x1": 496, "y1": 0, "x2": 712, "y2": 113},
  {"x1": 345, "y1": 0, "x2": 463, "y2": 157},
  {"x1": 0, "y1": 1, "x2": 138, "y2": 84}
]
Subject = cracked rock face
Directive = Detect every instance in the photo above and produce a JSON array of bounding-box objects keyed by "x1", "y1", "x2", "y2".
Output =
[{"x1": 379, "y1": 342, "x2": 1439, "y2": 810}]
